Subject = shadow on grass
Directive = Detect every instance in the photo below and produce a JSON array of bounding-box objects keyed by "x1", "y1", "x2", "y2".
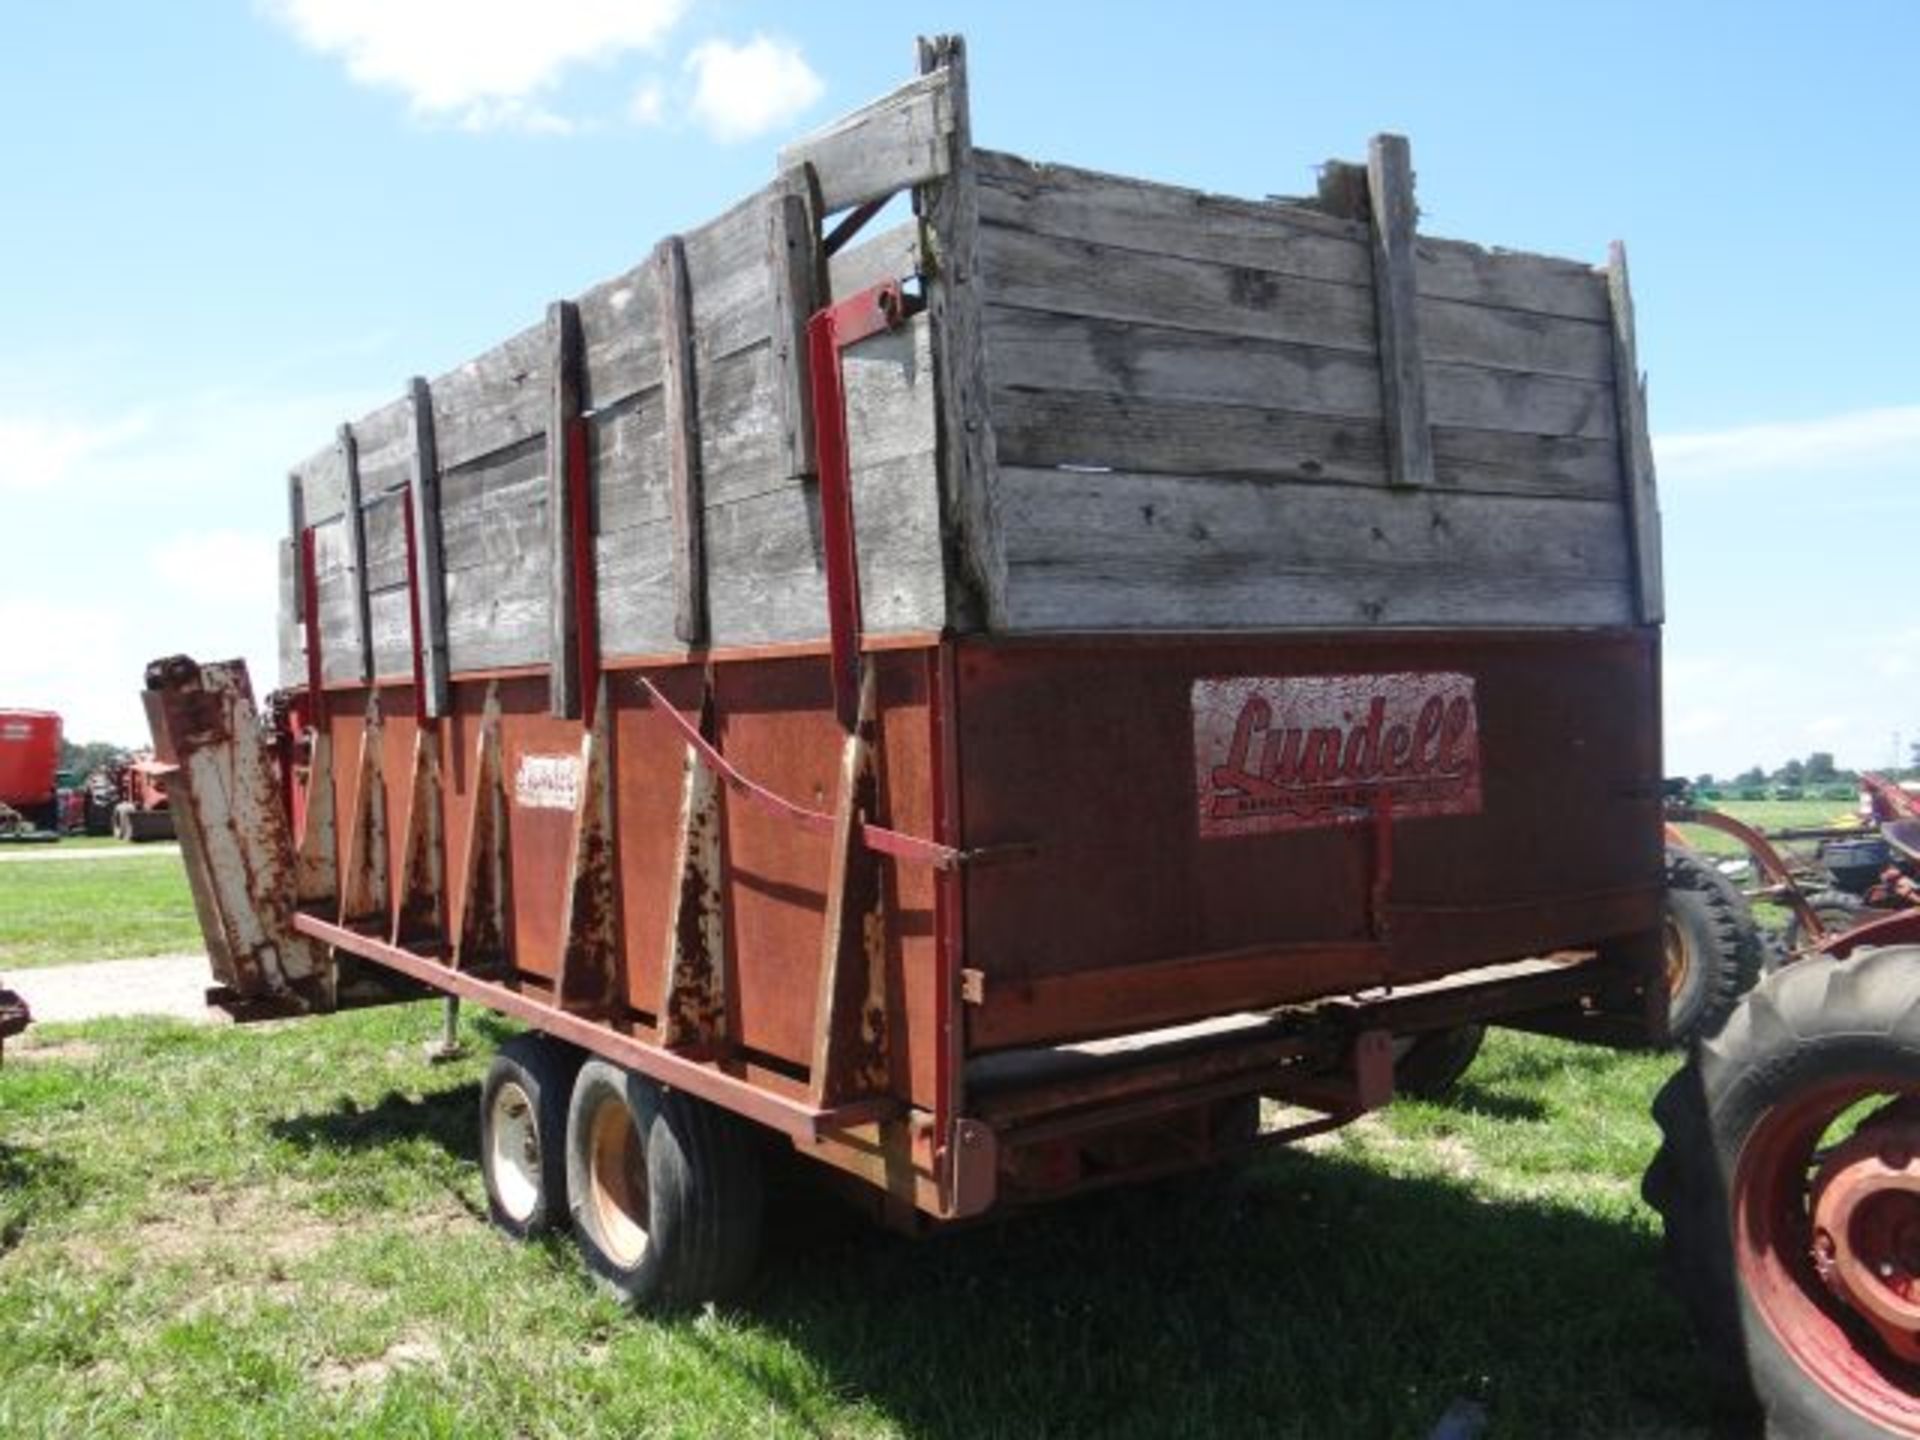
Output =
[
  {"x1": 0, "y1": 1140, "x2": 82, "y2": 1253},
  {"x1": 730, "y1": 1149, "x2": 1716, "y2": 1440},
  {"x1": 266, "y1": 1084, "x2": 479, "y2": 1166},
  {"x1": 1443, "y1": 1079, "x2": 1551, "y2": 1122}
]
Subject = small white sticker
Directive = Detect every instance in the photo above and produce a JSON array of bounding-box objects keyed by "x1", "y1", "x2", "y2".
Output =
[{"x1": 515, "y1": 753, "x2": 582, "y2": 811}]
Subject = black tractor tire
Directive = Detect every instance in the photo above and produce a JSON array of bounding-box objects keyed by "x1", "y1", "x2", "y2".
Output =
[
  {"x1": 479, "y1": 1033, "x2": 583, "y2": 1240},
  {"x1": 83, "y1": 794, "x2": 114, "y2": 837},
  {"x1": 1781, "y1": 888, "x2": 1871, "y2": 954},
  {"x1": 1392, "y1": 1025, "x2": 1488, "y2": 1100},
  {"x1": 1643, "y1": 947, "x2": 1920, "y2": 1438},
  {"x1": 1665, "y1": 847, "x2": 1763, "y2": 1045},
  {"x1": 126, "y1": 809, "x2": 175, "y2": 843},
  {"x1": 565, "y1": 1059, "x2": 765, "y2": 1307}
]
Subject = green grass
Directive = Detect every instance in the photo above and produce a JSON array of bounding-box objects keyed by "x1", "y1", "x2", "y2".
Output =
[
  {"x1": 0, "y1": 1007, "x2": 1711, "y2": 1438},
  {"x1": 0, "y1": 852, "x2": 201, "y2": 969},
  {"x1": 1672, "y1": 796, "x2": 1860, "y2": 860}
]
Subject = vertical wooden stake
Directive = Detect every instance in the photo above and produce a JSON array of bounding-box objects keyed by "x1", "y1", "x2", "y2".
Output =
[
  {"x1": 655, "y1": 235, "x2": 707, "y2": 646},
  {"x1": 338, "y1": 423, "x2": 375, "y2": 680},
  {"x1": 1365, "y1": 133, "x2": 1435, "y2": 490},
  {"x1": 546, "y1": 299, "x2": 586, "y2": 718},
  {"x1": 914, "y1": 33, "x2": 1007, "y2": 632},
  {"x1": 406, "y1": 376, "x2": 451, "y2": 719},
  {"x1": 768, "y1": 178, "x2": 824, "y2": 481},
  {"x1": 1607, "y1": 241, "x2": 1664, "y2": 625}
]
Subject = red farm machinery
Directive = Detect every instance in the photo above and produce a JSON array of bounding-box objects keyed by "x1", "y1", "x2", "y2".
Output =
[
  {"x1": 137, "y1": 36, "x2": 1920, "y2": 1438},
  {"x1": 0, "y1": 709, "x2": 62, "y2": 841}
]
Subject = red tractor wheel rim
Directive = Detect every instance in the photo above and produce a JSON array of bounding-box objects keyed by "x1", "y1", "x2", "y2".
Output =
[{"x1": 1734, "y1": 1075, "x2": 1920, "y2": 1433}]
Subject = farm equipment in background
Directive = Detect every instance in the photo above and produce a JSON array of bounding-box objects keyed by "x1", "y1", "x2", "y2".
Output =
[
  {"x1": 81, "y1": 751, "x2": 176, "y2": 843},
  {"x1": 0, "y1": 709, "x2": 62, "y2": 841}
]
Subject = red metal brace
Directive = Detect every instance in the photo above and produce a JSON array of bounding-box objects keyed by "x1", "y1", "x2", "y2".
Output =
[{"x1": 807, "y1": 280, "x2": 911, "y2": 732}]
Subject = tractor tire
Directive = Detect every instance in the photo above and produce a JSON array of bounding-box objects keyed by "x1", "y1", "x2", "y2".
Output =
[
  {"x1": 1643, "y1": 946, "x2": 1920, "y2": 1438},
  {"x1": 565, "y1": 1059, "x2": 764, "y2": 1307},
  {"x1": 1666, "y1": 847, "x2": 1763, "y2": 1045},
  {"x1": 1782, "y1": 889, "x2": 1872, "y2": 954},
  {"x1": 1392, "y1": 1025, "x2": 1487, "y2": 1100},
  {"x1": 126, "y1": 809, "x2": 175, "y2": 843},
  {"x1": 479, "y1": 1033, "x2": 583, "y2": 1240}
]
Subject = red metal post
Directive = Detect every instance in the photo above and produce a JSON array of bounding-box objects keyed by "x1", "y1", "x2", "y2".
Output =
[{"x1": 806, "y1": 281, "x2": 908, "y2": 731}]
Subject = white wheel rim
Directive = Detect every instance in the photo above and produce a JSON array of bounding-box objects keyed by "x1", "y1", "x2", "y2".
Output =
[
  {"x1": 586, "y1": 1093, "x2": 650, "y2": 1268},
  {"x1": 488, "y1": 1080, "x2": 541, "y2": 1223}
]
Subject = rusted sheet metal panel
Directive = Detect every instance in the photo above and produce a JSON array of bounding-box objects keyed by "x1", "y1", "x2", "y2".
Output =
[
  {"x1": 312, "y1": 652, "x2": 942, "y2": 1106},
  {"x1": 142, "y1": 658, "x2": 330, "y2": 1007},
  {"x1": 956, "y1": 629, "x2": 1662, "y2": 1051}
]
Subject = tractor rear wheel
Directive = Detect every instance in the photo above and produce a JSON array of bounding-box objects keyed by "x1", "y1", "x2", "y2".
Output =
[
  {"x1": 564, "y1": 1060, "x2": 764, "y2": 1307},
  {"x1": 1644, "y1": 946, "x2": 1920, "y2": 1437}
]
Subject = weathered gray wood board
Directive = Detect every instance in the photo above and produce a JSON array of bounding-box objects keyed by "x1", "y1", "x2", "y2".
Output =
[
  {"x1": 972, "y1": 142, "x2": 1638, "y2": 633},
  {"x1": 281, "y1": 55, "x2": 1656, "y2": 689},
  {"x1": 997, "y1": 467, "x2": 1634, "y2": 630}
]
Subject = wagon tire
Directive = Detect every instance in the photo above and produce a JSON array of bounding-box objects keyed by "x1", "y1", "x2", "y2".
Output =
[
  {"x1": 565, "y1": 1059, "x2": 765, "y2": 1307},
  {"x1": 1665, "y1": 846, "x2": 1762, "y2": 1045},
  {"x1": 479, "y1": 1033, "x2": 583, "y2": 1240},
  {"x1": 1642, "y1": 946, "x2": 1920, "y2": 1437},
  {"x1": 1392, "y1": 1024, "x2": 1487, "y2": 1100}
]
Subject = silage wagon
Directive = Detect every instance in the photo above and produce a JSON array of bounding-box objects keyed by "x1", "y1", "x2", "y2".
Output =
[{"x1": 137, "y1": 34, "x2": 1920, "y2": 1439}]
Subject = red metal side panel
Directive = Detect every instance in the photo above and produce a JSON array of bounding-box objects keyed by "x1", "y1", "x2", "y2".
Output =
[
  {"x1": 316, "y1": 650, "x2": 944, "y2": 1110},
  {"x1": 957, "y1": 630, "x2": 1662, "y2": 1050},
  {"x1": 0, "y1": 711, "x2": 61, "y2": 810}
]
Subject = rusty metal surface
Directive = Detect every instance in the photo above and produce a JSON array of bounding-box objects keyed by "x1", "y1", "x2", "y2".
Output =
[
  {"x1": 553, "y1": 694, "x2": 620, "y2": 1014},
  {"x1": 957, "y1": 630, "x2": 1662, "y2": 1050},
  {"x1": 660, "y1": 683, "x2": 730, "y2": 1050},
  {"x1": 142, "y1": 657, "x2": 329, "y2": 1007},
  {"x1": 296, "y1": 911, "x2": 901, "y2": 1142},
  {"x1": 391, "y1": 726, "x2": 445, "y2": 944},
  {"x1": 810, "y1": 666, "x2": 893, "y2": 1106}
]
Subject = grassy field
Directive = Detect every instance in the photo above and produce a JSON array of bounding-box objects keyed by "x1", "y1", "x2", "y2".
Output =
[
  {"x1": 0, "y1": 851, "x2": 201, "y2": 970},
  {"x1": 1671, "y1": 795, "x2": 1860, "y2": 860},
  {"x1": 0, "y1": 1006, "x2": 1710, "y2": 1439}
]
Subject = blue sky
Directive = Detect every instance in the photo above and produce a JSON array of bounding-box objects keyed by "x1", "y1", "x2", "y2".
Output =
[{"x1": 2, "y1": 2, "x2": 1915, "y2": 777}]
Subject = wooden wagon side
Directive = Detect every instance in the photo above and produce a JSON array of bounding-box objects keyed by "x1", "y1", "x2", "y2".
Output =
[{"x1": 149, "y1": 33, "x2": 1667, "y2": 1260}]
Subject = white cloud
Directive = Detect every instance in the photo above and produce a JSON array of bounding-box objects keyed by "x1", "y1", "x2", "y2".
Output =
[
  {"x1": 1656, "y1": 404, "x2": 1920, "y2": 483},
  {"x1": 150, "y1": 531, "x2": 279, "y2": 609},
  {"x1": 685, "y1": 35, "x2": 823, "y2": 143},
  {"x1": 628, "y1": 79, "x2": 666, "y2": 127},
  {"x1": 267, "y1": 0, "x2": 685, "y2": 130},
  {"x1": 0, "y1": 412, "x2": 149, "y2": 494}
]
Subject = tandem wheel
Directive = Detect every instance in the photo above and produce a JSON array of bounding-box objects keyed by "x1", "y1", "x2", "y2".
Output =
[
  {"x1": 478, "y1": 1033, "x2": 584, "y2": 1239},
  {"x1": 564, "y1": 1059, "x2": 766, "y2": 1307}
]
